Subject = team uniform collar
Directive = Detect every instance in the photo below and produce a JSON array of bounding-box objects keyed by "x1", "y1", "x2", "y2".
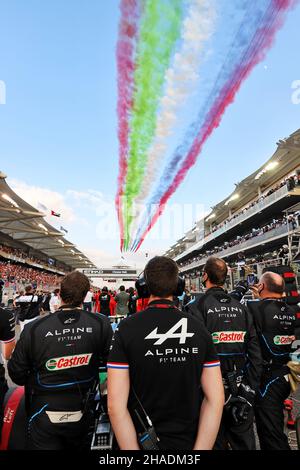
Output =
[
  {"x1": 147, "y1": 299, "x2": 176, "y2": 309},
  {"x1": 262, "y1": 297, "x2": 285, "y2": 302},
  {"x1": 58, "y1": 305, "x2": 83, "y2": 311},
  {"x1": 205, "y1": 287, "x2": 225, "y2": 294}
]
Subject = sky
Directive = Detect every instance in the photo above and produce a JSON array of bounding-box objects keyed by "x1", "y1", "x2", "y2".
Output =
[{"x1": 0, "y1": 0, "x2": 299, "y2": 270}]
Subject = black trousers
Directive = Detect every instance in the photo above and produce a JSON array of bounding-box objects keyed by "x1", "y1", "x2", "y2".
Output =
[
  {"x1": 0, "y1": 377, "x2": 8, "y2": 444},
  {"x1": 27, "y1": 403, "x2": 93, "y2": 450},
  {"x1": 255, "y1": 374, "x2": 291, "y2": 450},
  {"x1": 214, "y1": 407, "x2": 256, "y2": 450},
  {"x1": 83, "y1": 302, "x2": 92, "y2": 312}
]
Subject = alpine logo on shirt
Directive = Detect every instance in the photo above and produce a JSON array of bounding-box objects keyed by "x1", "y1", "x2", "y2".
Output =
[
  {"x1": 207, "y1": 306, "x2": 243, "y2": 316},
  {"x1": 212, "y1": 331, "x2": 246, "y2": 344},
  {"x1": 64, "y1": 317, "x2": 76, "y2": 324},
  {"x1": 144, "y1": 319, "x2": 197, "y2": 364},
  {"x1": 45, "y1": 327, "x2": 93, "y2": 343},
  {"x1": 145, "y1": 318, "x2": 194, "y2": 345},
  {"x1": 46, "y1": 353, "x2": 92, "y2": 371},
  {"x1": 273, "y1": 314, "x2": 295, "y2": 322}
]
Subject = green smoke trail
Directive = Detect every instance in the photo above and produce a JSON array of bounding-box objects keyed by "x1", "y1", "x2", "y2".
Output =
[{"x1": 122, "y1": 0, "x2": 183, "y2": 250}]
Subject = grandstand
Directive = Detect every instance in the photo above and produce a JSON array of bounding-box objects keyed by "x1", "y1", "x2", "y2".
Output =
[
  {"x1": 164, "y1": 128, "x2": 300, "y2": 294},
  {"x1": 0, "y1": 172, "x2": 95, "y2": 296}
]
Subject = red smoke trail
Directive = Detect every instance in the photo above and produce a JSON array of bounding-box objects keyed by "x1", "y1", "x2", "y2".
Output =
[
  {"x1": 134, "y1": 0, "x2": 297, "y2": 252},
  {"x1": 115, "y1": 0, "x2": 139, "y2": 251}
]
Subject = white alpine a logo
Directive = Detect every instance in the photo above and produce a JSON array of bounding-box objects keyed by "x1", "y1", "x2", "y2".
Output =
[
  {"x1": 145, "y1": 318, "x2": 194, "y2": 345},
  {"x1": 64, "y1": 318, "x2": 76, "y2": 324}
]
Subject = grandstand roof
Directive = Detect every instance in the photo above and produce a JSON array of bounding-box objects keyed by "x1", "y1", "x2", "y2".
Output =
[
  {"x1": 207, "y1": 128, "x2": 300, "y2": 224},
  {"x1": 0, "y1": 173, "x2": 96, "y2": 270},
  {"x1": 166, "y1": 128, "x2": 300, "y2": 257}
]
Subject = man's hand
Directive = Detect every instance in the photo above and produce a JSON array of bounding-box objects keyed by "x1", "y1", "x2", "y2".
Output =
[
  {"x1": 194, "y1": 365, "x2": 224, "y2": 450},
  {"x1": 249, "y1": 284, "x2": 261, "y2": 299},
  {"x1": 107, "y1": 368, "x2": 140, "y2": 450},
  {"x1": 3, "y1": 340, "x2": 16, "y2": 360},
  {"x1": 227, "y1": 396, "x2": 252, "y2": 425}
]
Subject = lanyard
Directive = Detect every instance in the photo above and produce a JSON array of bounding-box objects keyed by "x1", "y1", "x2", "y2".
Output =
[{"x1": 57, "y1": 306, "x2": 82, "y2": 312}]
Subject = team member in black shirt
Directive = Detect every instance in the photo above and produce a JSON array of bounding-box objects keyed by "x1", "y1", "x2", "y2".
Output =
[
  {"x1": 127, "y1": 287, "x2": 137, "y2": 316},
  {"x1": 99, "y1": 286, "x2": 111, "y2": 316},
  {"x1": 188, "y1": 257, "x2": 262, "y2": 450},
  {"x1": 16, "y1": 285, "x2": 41, "y2": 331},
  {"x1": 0, "y1": 307, "x2": 15, "y2": 443},
  {"x1": 0, "y1": 279, "x2": 4, "y2": 305},
  {"x1": 8, "y1": 271, "x2": 112, "y2": 450},
  {"x1": 108, "y1": 256, "x2": 224, "y2": 450},
  {"x1": 247, "y1": 272, "x2": 298, "y2": 450}
]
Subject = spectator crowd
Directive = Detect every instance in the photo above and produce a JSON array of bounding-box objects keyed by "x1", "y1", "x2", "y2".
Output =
[
  {"x1": 0, "y1": 241, "x2": 145, "y2": 317},
  {"x1": 179, "y1": 214, "x2": 299, "y2": 270},
  {"x1": 0, "y1": 244, "x2": 68, "y2": 273},
  {"x1": 0, "y1": 261, "x2": 62, "y2": 293},
  {"x1": 208, "y1": 172, "x2": 300, "y2": 236}
]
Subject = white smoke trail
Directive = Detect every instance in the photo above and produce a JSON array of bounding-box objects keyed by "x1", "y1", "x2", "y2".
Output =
[{"x1": 129, "y1": 0, "x2": 217, "y2": 245}]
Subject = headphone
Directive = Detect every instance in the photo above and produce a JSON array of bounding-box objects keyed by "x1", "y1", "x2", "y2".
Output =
[{"x1": 135, "y1": 271, "x2": 186, "y2": 299}]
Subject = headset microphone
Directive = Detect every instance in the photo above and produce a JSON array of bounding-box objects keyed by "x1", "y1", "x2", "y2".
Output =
[
  {"x1": 135, "y1": 275, "x2": 150, "y2": 299},
  {"x1": 135, "y1": 273, "x2": 185, "y2": 299}
]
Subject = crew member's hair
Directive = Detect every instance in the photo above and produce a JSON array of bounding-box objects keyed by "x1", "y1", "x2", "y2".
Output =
[
  {"x1": 120, "y1": 285, "x2": 125, "y2": 291},
  {"x1": 204, "y1": 256, "x2": 228, "y2": 286},
  {"x1": 25, "y1": 285, "x2": 33, "y2": 294},
  {"x1": 53, "y1": 288, "x2": 60, "y2": 295},
  {"x1": 102, "y1": 286, "x2": 108, "y2": 292},
  {"x1": 261, "y1": 272, "x2": 285, "y2": 295},
  {"x1": 145, "y1": 256, "x2": 179, "y2": 297},
  {"x1": 60, "y1": 271, "x2": 90, "y2": 307}
]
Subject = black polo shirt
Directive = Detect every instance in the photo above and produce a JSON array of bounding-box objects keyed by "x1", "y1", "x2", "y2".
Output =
[
  {"x1": 0, "y1": 308, "x2": 15, "y2": 344},
  {"x1": 0, "y1": 308, "x2": 15, "y2": 379},
  {"x1": 100, "y1": 293, "x2": 111, "y2": 316},
  {"x1": 108, "y1": 299, "x2": 219, "y2": 450}
]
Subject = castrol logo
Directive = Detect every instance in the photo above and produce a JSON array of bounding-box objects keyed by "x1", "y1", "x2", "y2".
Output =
[
  {"x1": 3, "y1": 408, "x2": 15, "y2": 424},
  {"x1": 273, "y1": 335, "x2": 295, "y2": 346},
  {"x1": 46, "y1": 353, "x2": 92, "y2": 371},
  {"x1": 212, "y1": 331, "x2": 246, "y2": 344}
]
